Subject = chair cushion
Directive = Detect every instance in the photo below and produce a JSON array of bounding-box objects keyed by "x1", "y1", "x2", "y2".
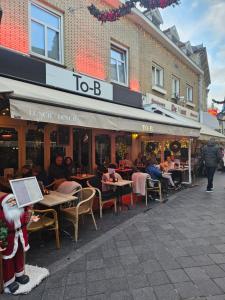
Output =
[{"x1": 27, "y1": 216, "x2": 55, "y2": 232}]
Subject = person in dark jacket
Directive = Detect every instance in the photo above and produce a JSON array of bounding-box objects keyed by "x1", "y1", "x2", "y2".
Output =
[
  {"x1": 202, "y1": 138, "x2": 221, "y2": 192},
  {"x1": 48, "y1": 154, "x2": 70, "y2": 183}
]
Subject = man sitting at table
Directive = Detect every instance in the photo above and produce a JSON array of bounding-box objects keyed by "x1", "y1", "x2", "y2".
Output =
[
  {"x1": 146, "y1": 157, "x2": 176, "y2": 189},
  {"x1": 48, "y1": 155, "x2": 70, "y2": 188}
]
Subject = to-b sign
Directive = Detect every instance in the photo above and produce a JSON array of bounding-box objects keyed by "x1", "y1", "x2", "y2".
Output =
[{"x1": 46, "y1": 64, "x2": 113, "y2": 101}]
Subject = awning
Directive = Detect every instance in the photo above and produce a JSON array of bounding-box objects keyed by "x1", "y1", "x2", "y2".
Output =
[
  {"x1": 144, "y1": 104, "x2": 225, "y2": 141},
  {"x1": 0, "y1": 76, "x2": 200, "y2": 137}
]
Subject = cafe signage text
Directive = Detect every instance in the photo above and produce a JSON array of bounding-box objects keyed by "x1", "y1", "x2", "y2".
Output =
[
  {"x1": 46, "y1": 64, "x2": 113, "y2": 101},
  {"x1": 143, "y1": 93, "x2": 199, "y2": 121}
]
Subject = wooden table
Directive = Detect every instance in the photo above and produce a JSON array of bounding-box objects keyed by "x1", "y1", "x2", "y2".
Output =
[
  {"x1": 102, "y1": 180, "x2": 133, "y2": 210},
  {"x1": 40, "y1": 191, "x2": 77, "y2": 207},
  {"x1": 71, "y1": 174, "x2": 95, "y2": 186}
]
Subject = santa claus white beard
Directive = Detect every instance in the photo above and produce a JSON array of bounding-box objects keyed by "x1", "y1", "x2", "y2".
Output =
[{"x1": 3, "y1": 202, "x2": 24, "y2": 223}]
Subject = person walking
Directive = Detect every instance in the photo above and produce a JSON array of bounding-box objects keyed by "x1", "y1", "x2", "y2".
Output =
[{"x1": 202, "y1": 138, "x2": 221, "y2": 192}]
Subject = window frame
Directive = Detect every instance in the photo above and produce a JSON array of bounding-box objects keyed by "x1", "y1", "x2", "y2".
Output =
[
  {"x1": 186, "y1": 84, "x2": 193, "y2": 102},
  {"x1": 152, "y1": 63, "x2": 164, "y2": 88},
  {"x1": 29, "y1": 0, "x2": 64, "y2": 64},
  {"x1": 110, "y1": 43, "x2": 128, "y2": 87},
  {"x1": 172, "y1": 76, "x2": 180, "y2": 98}
]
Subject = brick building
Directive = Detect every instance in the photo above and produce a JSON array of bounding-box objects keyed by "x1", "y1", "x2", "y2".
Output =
[{"x1": 0, "y1": 0, "x2": 223, "y2": 178}]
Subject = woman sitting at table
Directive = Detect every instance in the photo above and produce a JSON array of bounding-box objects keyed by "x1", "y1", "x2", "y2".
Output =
[
  {"x1": 134, "y1": 153, "x2": 145, "y2": 166},
  {"x1": 64, "y1": 156, "x2": 75, "y2": 177},
  {"x1": 161, "y1": 156, "x2": 175, "y2": 172}
]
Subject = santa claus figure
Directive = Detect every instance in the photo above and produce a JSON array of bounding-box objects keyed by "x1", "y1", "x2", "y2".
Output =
[{"x1": 0, "y1": 193, "x2": 38, "y2": 294}]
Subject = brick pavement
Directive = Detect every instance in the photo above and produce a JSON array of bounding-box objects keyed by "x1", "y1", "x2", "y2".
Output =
[{"x1": 3, "y1": 173, "x2": 225, "y2": 299}]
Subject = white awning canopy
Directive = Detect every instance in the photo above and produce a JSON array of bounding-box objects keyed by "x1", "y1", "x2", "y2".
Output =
[
  {"x1": 0, "y1": 76, "x2": 200, "y2": 137},
  {"x1": 144, "y1": 104, "x2": 225, "y2": 141}
]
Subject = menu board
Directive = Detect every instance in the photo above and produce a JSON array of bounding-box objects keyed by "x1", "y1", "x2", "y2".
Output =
[{"x1": 9, "y1": 177, "x2": 43, "y2": 208}]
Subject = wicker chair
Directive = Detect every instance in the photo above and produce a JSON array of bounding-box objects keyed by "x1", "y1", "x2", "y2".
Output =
[
  {"x1": 145, "y1": 177, "x2": 163, "y2": 205},
  {"x1": 27, "y1": 209, "x2": 60, "y2": 249},
  {"x1": 87, "y1": 180, "x2": 117, "y2": 218},
  {"x1": 60, "y1": 188, "x2": 97, "y2": 242}
]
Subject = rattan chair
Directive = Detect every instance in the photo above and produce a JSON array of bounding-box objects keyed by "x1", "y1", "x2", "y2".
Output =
[
  {"x1": 27, "y1": 209, "x2": 60, "y2": 249},
  {"x1": 60, "y1": 188, "x2": 97, "y2": 242},
  {"x1": 87, "y1": 180, "x2": 117, "y2": 218},
  {"x1": 145, "y1": 177, "x2": 163, "y2": 205}
]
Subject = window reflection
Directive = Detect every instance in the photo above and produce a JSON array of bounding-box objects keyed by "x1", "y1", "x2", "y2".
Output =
[
  {"x1": 95, "y1": 135, "x2": 111, "y2": 166},
  {"x1": 0, "y1": 128, "x2": 18, "y2": 175},
  {"x1": 50, "y1": 130, "x2": 65, "y2": 164},
  {"x1": 73, "y1": 128, "x2": 91, "y2": 172},
  {"x1": 26, "y1": 128, "x2": 44, "y2": 167}
]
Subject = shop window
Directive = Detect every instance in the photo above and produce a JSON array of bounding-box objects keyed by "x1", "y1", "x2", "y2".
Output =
[
  {"x1": 95, "y1": 135, "x2": 111, "y2": 166},
  {"x1": 0, "y1": 128, "x2": 18, "y2": 175},
  {"x1": 116, "y1": 135, "x2": 132, "y2": 164},
  {"x1": 152, "y1": 64, "x2": 164, "y2": 88},
  {"x1": 110, "y1": 45, "x2": 128, "y2": 85},
  {"x1": 172, "y1": 76, "x2": 180, "y2": 99},
  {"x1": 50, "y1": 130, "x2": 66, "y2": 164},
  {"x1": 26, "y1": 127, "x2": 44, "y2": 167},
  {"x1": 30, "y1": 2, "x2": 63, "y2": 63},
  {"x1": 73, "y1": 128, "x2": 91, "y2": 173},
  {"x1": 186, "y1": 85, "x2": 193, "y2": 102}
]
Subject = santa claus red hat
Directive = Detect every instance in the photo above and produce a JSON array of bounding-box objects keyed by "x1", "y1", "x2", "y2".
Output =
[{"x1": 0, "y1": 193, "x2": 15, "y2": 207}]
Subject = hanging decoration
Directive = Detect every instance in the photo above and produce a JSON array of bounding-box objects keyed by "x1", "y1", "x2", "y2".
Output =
[
  {"x1": 169, "y1": 141, "x2": 181, "y2": 153},
  {"x1": 145, "y1": 142, "x2": 156, "y2": 154},
  {"x1": 88, "y1": 0, "x2": 180, "y2": 23},
  {"x1": 212, "y1": 98, "x2": 225, "y2": 105}
]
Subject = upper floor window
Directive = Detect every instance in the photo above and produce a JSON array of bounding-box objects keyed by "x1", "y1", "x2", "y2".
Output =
[
  {"x1": 186, "y1": 85, "x2": 193, "y2": 102},
  {"x1": 172, "y1": 76, "x2": 180, "y2": 98},
  {"x1": 110, "y1": 45, "x2": 128, "y2": 85},
  {"x1": 30, "y1": 2, "x2": 63, "y2": 63},
  {"x1": 152, "y1": 64, "x2": 164, "y2": 88}
]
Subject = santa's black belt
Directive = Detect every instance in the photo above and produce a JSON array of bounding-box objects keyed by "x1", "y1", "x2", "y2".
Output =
[{"x1": 8, "y1": 224, "x2": 26, "y2": 234}]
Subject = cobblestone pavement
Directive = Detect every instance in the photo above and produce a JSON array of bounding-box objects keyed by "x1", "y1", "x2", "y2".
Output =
[{"x1": 3, "y1": 173, "x2": 225, "y2": 300}]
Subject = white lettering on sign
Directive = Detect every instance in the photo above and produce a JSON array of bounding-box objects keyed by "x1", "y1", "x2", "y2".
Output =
[
  {"x1": 143, "y1": 93, "x2": 199, "y2": 121},
  {"x1": 46, "y1": 64, "x2": 113, "y2": 101},
  {"x1": 142, "y1": 124, "x2": 153, "y2": 132}
]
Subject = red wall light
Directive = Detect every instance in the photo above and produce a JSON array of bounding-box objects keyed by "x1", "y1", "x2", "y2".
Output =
[
  {"x1": 130, "y1": 79, "x2": 140, "y2": 92},
  {"x1": 75, "y1": 53, "x2": 106, "y2": 80}
]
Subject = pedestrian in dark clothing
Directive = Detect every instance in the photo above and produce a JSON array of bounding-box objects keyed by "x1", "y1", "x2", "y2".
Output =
[{"x1": 202, "y1": 138, "x2": 221, "y2": 192}]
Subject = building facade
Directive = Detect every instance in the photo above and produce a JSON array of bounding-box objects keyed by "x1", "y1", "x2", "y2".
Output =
[{"x1": 0, "y1": 0, "x2": 216, "y2": 175}]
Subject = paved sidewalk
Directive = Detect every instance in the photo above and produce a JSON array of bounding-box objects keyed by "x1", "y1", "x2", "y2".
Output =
[{"x1": 3, "y1": 173, "x2": 225, "y2": 300}]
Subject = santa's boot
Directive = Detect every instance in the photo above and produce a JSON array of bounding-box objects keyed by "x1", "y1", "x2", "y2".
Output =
[
  {"x1": 5, "y1": 281, "x2": 19, "y2": 294},
  {"x1": 16, "y1": 274, "x2": 30, "y2": 284}
]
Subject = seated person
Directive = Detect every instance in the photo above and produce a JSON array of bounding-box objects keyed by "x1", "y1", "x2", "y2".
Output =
[
  {"x1": 89, "y1": 166, "x2": 117, "y2": 200},
  {"x1": 48, "y1": 154, "x2": 70, "y2": 187},
  {"x1": 119, "y1": 153, "x2": 133, "y2": 169},
  {"x1": 161, "y1": 156, "x2": 175, "y2": 172},
  {"x1": 146, "y1": 157, "x2": 175, "y2": 189},
  {"x1": 32, "y1": 165, "x2": 48, "y2": 187},
  {"x1": 15, "y1": 165, "x2": 32, "y2": 178},
  {"x1": 64, "y1": 156, "x2": 75, "y2": 177},
  {"x1": 134, "y1": 153, "x2": 145, "y2": 166}
]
